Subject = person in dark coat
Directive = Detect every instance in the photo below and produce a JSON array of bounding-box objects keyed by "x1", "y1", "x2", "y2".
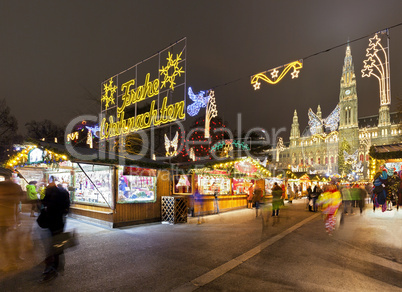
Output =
[
  {"x1": 39, "y1": 176, "x2": 70, "y2": 283},
  {"x1": 271, "y1": 183, "x2": 282, "y2": 217}
]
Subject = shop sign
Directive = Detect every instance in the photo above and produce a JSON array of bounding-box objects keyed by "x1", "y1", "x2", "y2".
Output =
[
  {"x1": 123, "y1": 167, "x2": 156, "y2": 177},
  {"x1": 234, "y1": 161, "x2": 257, "y2": 174},
  {"x1": 28, "y1": 148, "x2": 44, "y2": 164},
  {"x1": 100, "y1": 38, "x2": 186, "y2": 140}
]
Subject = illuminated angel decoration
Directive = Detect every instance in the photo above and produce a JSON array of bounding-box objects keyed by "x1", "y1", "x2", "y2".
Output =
[
  {"x1": 205, "y1": 90, "x2": 218, "y2": 138},
  {"x1": 308, "y1": 104, "x2": 340, "y2": 135},
  {"x1": 251, "y1": 60, "x2": 303, "y2": 90},
  {"x1": 361, "y1": 32, "x2": 391, "y2": 106},
  {"x1": 164, "y1": 132, "x2": 179, "y2": 157},
  {"x1": 344, "y1": 149, "x2": 358, "y2": 165},
  {"x1": 187, "y1": 87, "x2": 209, "y2": 116},
  {"x1": 259, "y1": 157, "x2": 267, "y2": 167}
]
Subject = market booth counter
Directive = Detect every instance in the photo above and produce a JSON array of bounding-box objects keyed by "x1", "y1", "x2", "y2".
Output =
[
  {"x1": 6, "y1": 143, "x2": 170, "y2": 228},
  {"x1": 174, "y1": 157, "x2": 271, "y2": 216}
]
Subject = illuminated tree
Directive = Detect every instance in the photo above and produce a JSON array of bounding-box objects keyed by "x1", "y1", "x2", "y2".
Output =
[{"x1": 338, "y1": 138, "x2": 352, "y2": 176}]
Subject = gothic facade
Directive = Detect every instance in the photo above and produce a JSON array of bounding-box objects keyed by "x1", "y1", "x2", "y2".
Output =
[{"x1": 277, "y1": 44, "x2": 402, "y2": 179}]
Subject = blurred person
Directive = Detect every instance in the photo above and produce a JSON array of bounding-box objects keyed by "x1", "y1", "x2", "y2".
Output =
[
  {"x1": 271, "y1": 182, "x2": 282, "y2": 217},
  {"x1": 0, "y1": 178, "x2": 24, "y2": 272},
  {"x1": 317, "y1": 184, "x2": 342, "y2": 236},
  {"x1": 341, "y1": 184, "x2": 354, "y2": 215},
  {"x1": 247, "y1": 183, "x2": 254, "y2": 209},
  {"x1": 312, "y1": 184, "x2": 322, "y2": 212},
  {"x1": 307, "y1": 184, "x2": 313, "y2": 211},
  {"x1": 287, "y1": 183, "x2": 293, "y2": 203},
  {"x1": 252, "y1": 184, "x2": 263, "y2": 217},
  {"x1": 358, "y1": 184, "x2": 367, "y2": 214},
  {"x1": 39, "y1": 175, "x2": 70, "y2": 283},
  {"x1": 212, "y1": 182, "x2": 219, "y2": 214},
  {"x1": 26, "y1": 181, "x2": 39, "y2": 217},
  {"x1": 281, "y1": 184, "x2": 286, "y2": 206},
  {"x1": 194, "y1": 182, "x2": 203, "y2": 224}
]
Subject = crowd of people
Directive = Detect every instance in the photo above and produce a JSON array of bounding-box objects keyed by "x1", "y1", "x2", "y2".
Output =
[{"x1": 0, "y1": 174, "x2": 70, "y2": 283}]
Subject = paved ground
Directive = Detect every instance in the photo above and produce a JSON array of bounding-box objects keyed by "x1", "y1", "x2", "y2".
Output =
[{"x1": 1, "y1": 199, "x2": 401, "y2": 291}]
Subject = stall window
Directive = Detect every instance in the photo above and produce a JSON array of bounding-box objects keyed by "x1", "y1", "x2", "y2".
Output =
[
  {"x1": 173, "y1": 174, "x2": 192, "y2": 194},
  {"x1": 73, "y1": 163, "x2": 113, "y2": 206},
  {"x1": 118, "y1": 166, "x2": 157, "y2": 203},
  {"x1": 197, "y1": 175, "x2": 231, "y2": 195}
]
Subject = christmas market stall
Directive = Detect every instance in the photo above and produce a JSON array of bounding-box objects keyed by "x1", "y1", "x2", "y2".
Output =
[
  {"x1": 6, "y1": 143, "x2": 171, "y2": 228},
  {"x1": 175, "y1": 157, "x2": 271, "y2": 216},
  {"x1": 369, "y1": 143, "x2": 402, "y2": 208}
]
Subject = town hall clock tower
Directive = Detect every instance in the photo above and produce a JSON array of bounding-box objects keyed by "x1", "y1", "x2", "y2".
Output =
[{"x1": 338, "y1": 44, "x2": 359, "y2": 151}]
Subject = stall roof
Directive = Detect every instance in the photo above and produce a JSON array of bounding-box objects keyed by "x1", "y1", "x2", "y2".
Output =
[
  {"x1": 369, "y1": 143, "x2": 402, "y2": 160},
  {"x1": 5, "y1": 141, "x2": 171, "y2": 170}
]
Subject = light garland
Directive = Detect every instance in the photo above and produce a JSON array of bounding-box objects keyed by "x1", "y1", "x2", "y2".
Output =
[
  {"x1": 251, "y1": 60, "x2": 303, "y2": 90},
  {"x1": 361, "y1": 31, "x2": 391, "y2": 106},
  {"x1": 311, "y1": 131, "x2": 338, "y2": 142},
  {"x1": 6, "y1": 145, "x2": 68, "y2": 168}
]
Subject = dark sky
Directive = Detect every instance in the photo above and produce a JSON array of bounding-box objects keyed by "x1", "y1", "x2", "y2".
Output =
[{"x1": 1, "y1": 0, "x2": 402, "y2": 140}]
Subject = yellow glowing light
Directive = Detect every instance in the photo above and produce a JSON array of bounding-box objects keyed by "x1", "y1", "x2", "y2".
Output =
[
  {"x1": 159, "y1": 52, "x2": 185, "y2": 90},
  {"x1": 251, "y1": 60, "x2": 303, "y2": 90},
  {"x1": 100, "y1": 96, "x2": 185, "y2": 140},
  {"x1": 102, "y1": 79, "x2": 117, "y2": 110}
]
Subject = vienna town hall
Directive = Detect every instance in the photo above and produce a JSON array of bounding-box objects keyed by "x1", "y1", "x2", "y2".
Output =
[{"x1": 276, "y1": 44, "x2": 402, "y2": 179}]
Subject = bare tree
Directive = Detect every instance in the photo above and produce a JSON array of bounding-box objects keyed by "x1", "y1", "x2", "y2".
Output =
[{"x1": 0, "y1": 99, "x2": 22, "y2": 163}]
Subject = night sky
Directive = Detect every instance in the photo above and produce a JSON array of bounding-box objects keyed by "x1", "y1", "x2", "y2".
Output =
[{"x1": 1, "y1": 1, "x2": 402, "y2": 140}]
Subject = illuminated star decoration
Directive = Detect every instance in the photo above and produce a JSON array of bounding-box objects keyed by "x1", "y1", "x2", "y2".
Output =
[
  {"x1": 361, "y1": 32, "x2": 391, "y2": 106},
  {"x1": 159, "y1": 52, "x2": 185, "y2": 90},
  {"x1": 164, "y1": 132, "x2": 179, "y2": 157},
  {"x1": 101, "y1": 79, "x2": 117, "y2": 110},
  {"x1": 205, "y1": 90, "x2": 218, "y2": 138},
  {"x1": 308, "y1": 104, "x2": 340, "y2": 135},
  {"x1": 187, "y1": 87, "x2": 210, "y2": 116},
  {"x1": 251, "y1": 60, "x2": 303, "y2": 90},
  {"x1": 276, "y1": 137, "x2": 285, "y2": 162}
]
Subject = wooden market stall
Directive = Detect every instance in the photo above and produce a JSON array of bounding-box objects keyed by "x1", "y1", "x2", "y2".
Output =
[
  {"x1": 6, "y1": 143, "x2": 171, "y2": 228},
  {"x1": 173, "y1": 157, "x2": 271, "y2": 216}
]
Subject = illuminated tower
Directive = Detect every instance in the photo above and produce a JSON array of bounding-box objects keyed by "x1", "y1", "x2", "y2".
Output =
[
  {"x1": 338, "y1": 44, "x2": 359, "y2": 150},
  {"x1": 290, "y1": 110, "x2": 300, "y2": 143}
]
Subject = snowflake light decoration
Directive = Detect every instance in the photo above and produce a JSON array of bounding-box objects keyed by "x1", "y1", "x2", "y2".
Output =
[
  {"x1": 101, "y1": 79, "x2": 117, "y2": 110},
  {"x1": 159, "y1": 52, "x2": 185, "y2": 90}
]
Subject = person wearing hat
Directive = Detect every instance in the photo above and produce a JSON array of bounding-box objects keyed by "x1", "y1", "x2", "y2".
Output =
[{"x1": 26, "y1": 181, "x2": 39, "y2": 217}]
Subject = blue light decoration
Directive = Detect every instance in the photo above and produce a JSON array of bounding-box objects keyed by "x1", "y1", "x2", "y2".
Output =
[
  {"x1": 187, "y1": 87, "x2": 210, "y2": 117},
  {"x1": 85, "y1": 125, "x2": 100, "y2": 138}
]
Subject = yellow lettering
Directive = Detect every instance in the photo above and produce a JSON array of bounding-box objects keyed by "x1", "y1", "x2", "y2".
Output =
[{"x1": 118, "y1": 80, "x2": 135, "y2": 114}]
